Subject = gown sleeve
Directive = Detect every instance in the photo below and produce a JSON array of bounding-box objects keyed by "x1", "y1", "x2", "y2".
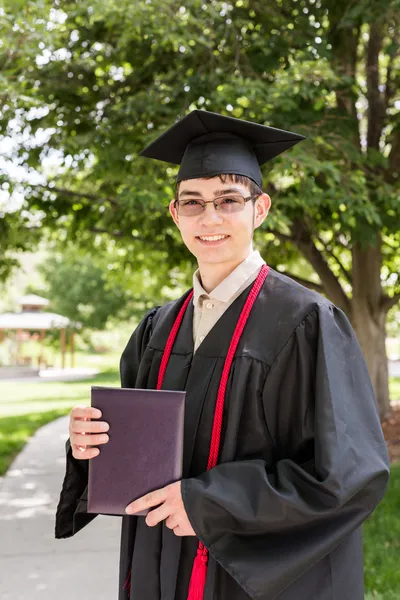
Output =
[
  {"x1": 181, "y1": 303, "x2": 390, "y2": 599},
  {"x1": 54, "y1": 307, "x2": 159, "y2": 539}
]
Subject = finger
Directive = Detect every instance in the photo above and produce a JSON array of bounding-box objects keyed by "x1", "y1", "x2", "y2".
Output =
[
  {"x1": 165, "y1": 514, "x2": 180, "y2": 530},
  {"x1": 72, "y1": 433, "x2": 109, "y2": 446},
  {"x1": 145, "y1": 504, "x2": 172, "y2": 527},
  {"x1": 71, "y1": 406, "x2": 102, "y2": 420},
  {"x1": 173, "y1": 526, "x2": 186, "y2": 537},
  {"x1": 126, "y1": 487, "x2": 167, "y2": 515},
  {"x1": 71, "y1": 445, "x2": 100, "y2": 460},
  {"x1": 72, "y1": 420, "x2": 110, "y2": 434}
]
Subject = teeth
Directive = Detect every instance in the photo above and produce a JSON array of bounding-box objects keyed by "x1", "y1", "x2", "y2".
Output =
[{"x1": 199, "y1": 235, "x2": 227, "y2": 241}]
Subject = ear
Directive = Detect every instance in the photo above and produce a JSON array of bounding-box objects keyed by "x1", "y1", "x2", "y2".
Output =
[
  {"x1": 253, "y1": 193, "x2": 271, "y2": 230},
  {"x1": 169, "y1": 199, "x2": 180, "y2": 227}
]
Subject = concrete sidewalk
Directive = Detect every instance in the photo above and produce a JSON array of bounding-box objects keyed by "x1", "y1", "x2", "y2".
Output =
[{"x1": 0, "y1": 416, "x2": 120, "y2": 600}]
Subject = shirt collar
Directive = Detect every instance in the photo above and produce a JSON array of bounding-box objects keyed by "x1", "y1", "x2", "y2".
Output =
[{"x1": 192, "y1": 249, "x2": 265, "y2": 306}]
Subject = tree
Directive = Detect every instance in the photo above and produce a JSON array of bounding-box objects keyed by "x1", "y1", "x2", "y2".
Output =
[
  {"x1": 1, "y1": 0, "x2": 399, "y2": 417},
  {"x1": 34, "y1": 242, "x2": 190, "y2": 328},
  {"x1": 36, "y1": 249, "x2": 129, "y2": 329}
]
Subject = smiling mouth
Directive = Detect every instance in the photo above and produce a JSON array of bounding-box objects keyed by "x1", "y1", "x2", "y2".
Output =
[{"x1": 196, "y1": 235, "x2": 229, "y2": 242}]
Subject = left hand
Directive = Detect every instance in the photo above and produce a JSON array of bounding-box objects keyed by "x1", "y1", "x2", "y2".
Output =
[{"x1": 125, "y1": 481, "x2": 196, "y2": 537}]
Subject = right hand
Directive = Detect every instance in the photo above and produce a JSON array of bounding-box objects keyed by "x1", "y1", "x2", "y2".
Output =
[{"x1": 69, "y1": 405, "x2": 110, "y2": 460}]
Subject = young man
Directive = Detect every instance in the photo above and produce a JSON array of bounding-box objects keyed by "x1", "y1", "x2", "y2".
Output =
[{"x1": 56, "y1": 110, "x2": 390, "y2": 600}]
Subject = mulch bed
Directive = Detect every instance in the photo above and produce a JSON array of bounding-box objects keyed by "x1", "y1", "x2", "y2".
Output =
[{"x1": 382, "y1": 406, "x2": 400, "y2": 463}]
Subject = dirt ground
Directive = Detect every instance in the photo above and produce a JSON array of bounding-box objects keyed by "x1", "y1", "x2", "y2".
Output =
[{"x1": 382, "y1": 406, "x2": 400, "y2": 463}]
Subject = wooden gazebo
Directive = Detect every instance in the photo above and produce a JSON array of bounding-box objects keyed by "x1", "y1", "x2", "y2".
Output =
[{"x1": 0, "y1": 294, "x2": 76, "y2": 369}]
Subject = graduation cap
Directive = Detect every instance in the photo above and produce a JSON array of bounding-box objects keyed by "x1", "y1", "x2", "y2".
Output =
[{"x1": 139, "y1": 109, "x2": 305, "y2": 188}]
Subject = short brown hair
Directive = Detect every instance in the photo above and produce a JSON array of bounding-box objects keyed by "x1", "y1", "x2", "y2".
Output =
[{"x1": 175, "y1": 173, "x2": 262, "y2": 201}]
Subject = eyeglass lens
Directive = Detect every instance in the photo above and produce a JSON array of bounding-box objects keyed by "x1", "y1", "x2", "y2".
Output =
[{"x1": 178, "y1": 195, "x2": 246, "y2": 216}]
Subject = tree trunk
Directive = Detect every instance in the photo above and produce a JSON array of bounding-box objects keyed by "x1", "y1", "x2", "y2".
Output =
[
  {"x1": 352, "y1": 239, "x2": 391, "y2": 420},
  {"x1": 351, "y1": 300, "x2": 391, "y2": 420}
]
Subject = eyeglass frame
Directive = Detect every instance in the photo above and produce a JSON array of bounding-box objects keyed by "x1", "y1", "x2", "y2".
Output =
[{"x1": 173, "y1": 193, "x2": 261, "y2": 216}]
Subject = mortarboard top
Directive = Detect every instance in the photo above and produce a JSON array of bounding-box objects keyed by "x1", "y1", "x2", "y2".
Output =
[{"x1": 139, "y1": 110, "x2": 305, "y2": 188}]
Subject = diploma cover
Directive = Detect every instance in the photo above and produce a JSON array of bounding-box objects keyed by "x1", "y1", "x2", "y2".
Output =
[{"x1": 87, "y1": 386, "x2": 186, "y2": 516}]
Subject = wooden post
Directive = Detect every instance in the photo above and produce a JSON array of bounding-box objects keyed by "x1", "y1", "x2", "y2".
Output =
[
  {"x1": 39, "y1": 330, "x2": 45, "y2": 368},
  {"x1": 70, "y1": 330, "x2": 75, "y2": 368},
  {"x1": 60, "y1": 329, "x2": 66, "y2": 369},
  {"x1": 16, "y1": 329, "x2": 23, "y2": 365}
]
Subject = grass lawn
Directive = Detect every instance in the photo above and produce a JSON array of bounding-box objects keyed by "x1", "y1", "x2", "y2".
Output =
[
  {"x1": 364, "y1": 462, "x2": 400, "y2": 599},
  {"x1": 390, "y1": 376, "x2": 400, "y2": 402},
  {"x1": 0, "y1": 352, "x2": 120, "y2": 475}
]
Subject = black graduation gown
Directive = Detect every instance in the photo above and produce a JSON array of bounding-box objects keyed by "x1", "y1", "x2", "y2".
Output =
[{"x1": 55, "y1": 268, "x2": 390, "y2": 600}]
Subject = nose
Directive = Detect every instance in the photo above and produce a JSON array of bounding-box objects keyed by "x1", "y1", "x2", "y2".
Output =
[{"x1": 198, "y1": 202, "x2": 224, "y2": 226}]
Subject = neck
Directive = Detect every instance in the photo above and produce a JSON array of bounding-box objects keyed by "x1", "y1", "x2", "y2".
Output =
[{"x1": 198, "y1": 246, "x2": 253, "y2": 293}]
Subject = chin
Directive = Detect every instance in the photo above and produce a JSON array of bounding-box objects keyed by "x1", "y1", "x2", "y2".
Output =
[{"x1": 197, "y1": 251, "x2": 235, "y2": 265}]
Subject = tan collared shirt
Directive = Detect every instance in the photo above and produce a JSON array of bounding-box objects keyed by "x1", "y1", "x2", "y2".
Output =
[{"x1": 192, "y1": 249, "x2": 266, "y2": 352}]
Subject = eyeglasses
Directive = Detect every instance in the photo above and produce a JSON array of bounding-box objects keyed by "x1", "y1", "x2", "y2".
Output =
[{"x1": 174, "y1": 194, "x2": 260, "y2": 217}]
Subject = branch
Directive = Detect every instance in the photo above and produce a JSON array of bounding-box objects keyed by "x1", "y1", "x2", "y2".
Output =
[
  {"x1": 387, "y1": 126, "x2": 400, "y2": 182},
  {"x1": 267, "y1": 226, "x2": 352, "y2": 304},
  {"x1": 384, "y1": 30, "x2": 400, "y2": 111},
  {"x1": 290, "y1": 219, "x2": 352, "y2": 315},
  {"x1": 328, "y1": 18, "x2": 361, "y2": 151},
  {"x1": 266, "y1": 228, "x2": 295, "y2": 244},
  {"x1": 366, "y1": 21, "x2": 386, "y2": 150},
  {"x1": 382, "y1": 291, "x2": 400, "y2": 312},
  {"x1": 316, "y1": 236, "x2": 353, "y2": 286},
  {"x1": 38, "y1": 185, "x2": 119, "y2": 208}
]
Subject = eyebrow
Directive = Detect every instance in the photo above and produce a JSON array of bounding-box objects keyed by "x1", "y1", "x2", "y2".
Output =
[{"x1": 178, "y1": 187, "x2": 245, "y2": 199}]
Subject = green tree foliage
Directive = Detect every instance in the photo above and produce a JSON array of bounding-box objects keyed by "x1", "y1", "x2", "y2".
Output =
[
  {"x1": 0, "y1": 208, "x2": 40, "y2": 281},
  {"x1": 1, "y1": 0, "x2": 399, "y2": 415},
  {"x1": 37, "y1": 249, "x2": 129, "y2": 329},
  {"x1": 35, "y1": 244, "x2": 189, "y2": 328}
]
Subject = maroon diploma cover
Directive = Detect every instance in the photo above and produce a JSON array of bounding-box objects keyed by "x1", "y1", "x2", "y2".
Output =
[{"x1": 87, "y1": 386, "x2": 186, "y2": 516}]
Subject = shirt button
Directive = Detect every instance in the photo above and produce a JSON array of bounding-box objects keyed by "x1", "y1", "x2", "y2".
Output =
[
  {"x1": 206, "y1": 302, "x2": 213, "y2": 309},
  {"x1": 200, "y1": 335, "x2": 205, "y2": 342}
]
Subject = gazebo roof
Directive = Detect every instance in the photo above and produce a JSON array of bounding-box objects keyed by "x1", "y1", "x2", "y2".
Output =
[
  {"x1": 19, "y1": 294, "x2": 50, "y2": 307},
  {"x1": 0, "y1": 311, "x2": 72, "y2": 331}
]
